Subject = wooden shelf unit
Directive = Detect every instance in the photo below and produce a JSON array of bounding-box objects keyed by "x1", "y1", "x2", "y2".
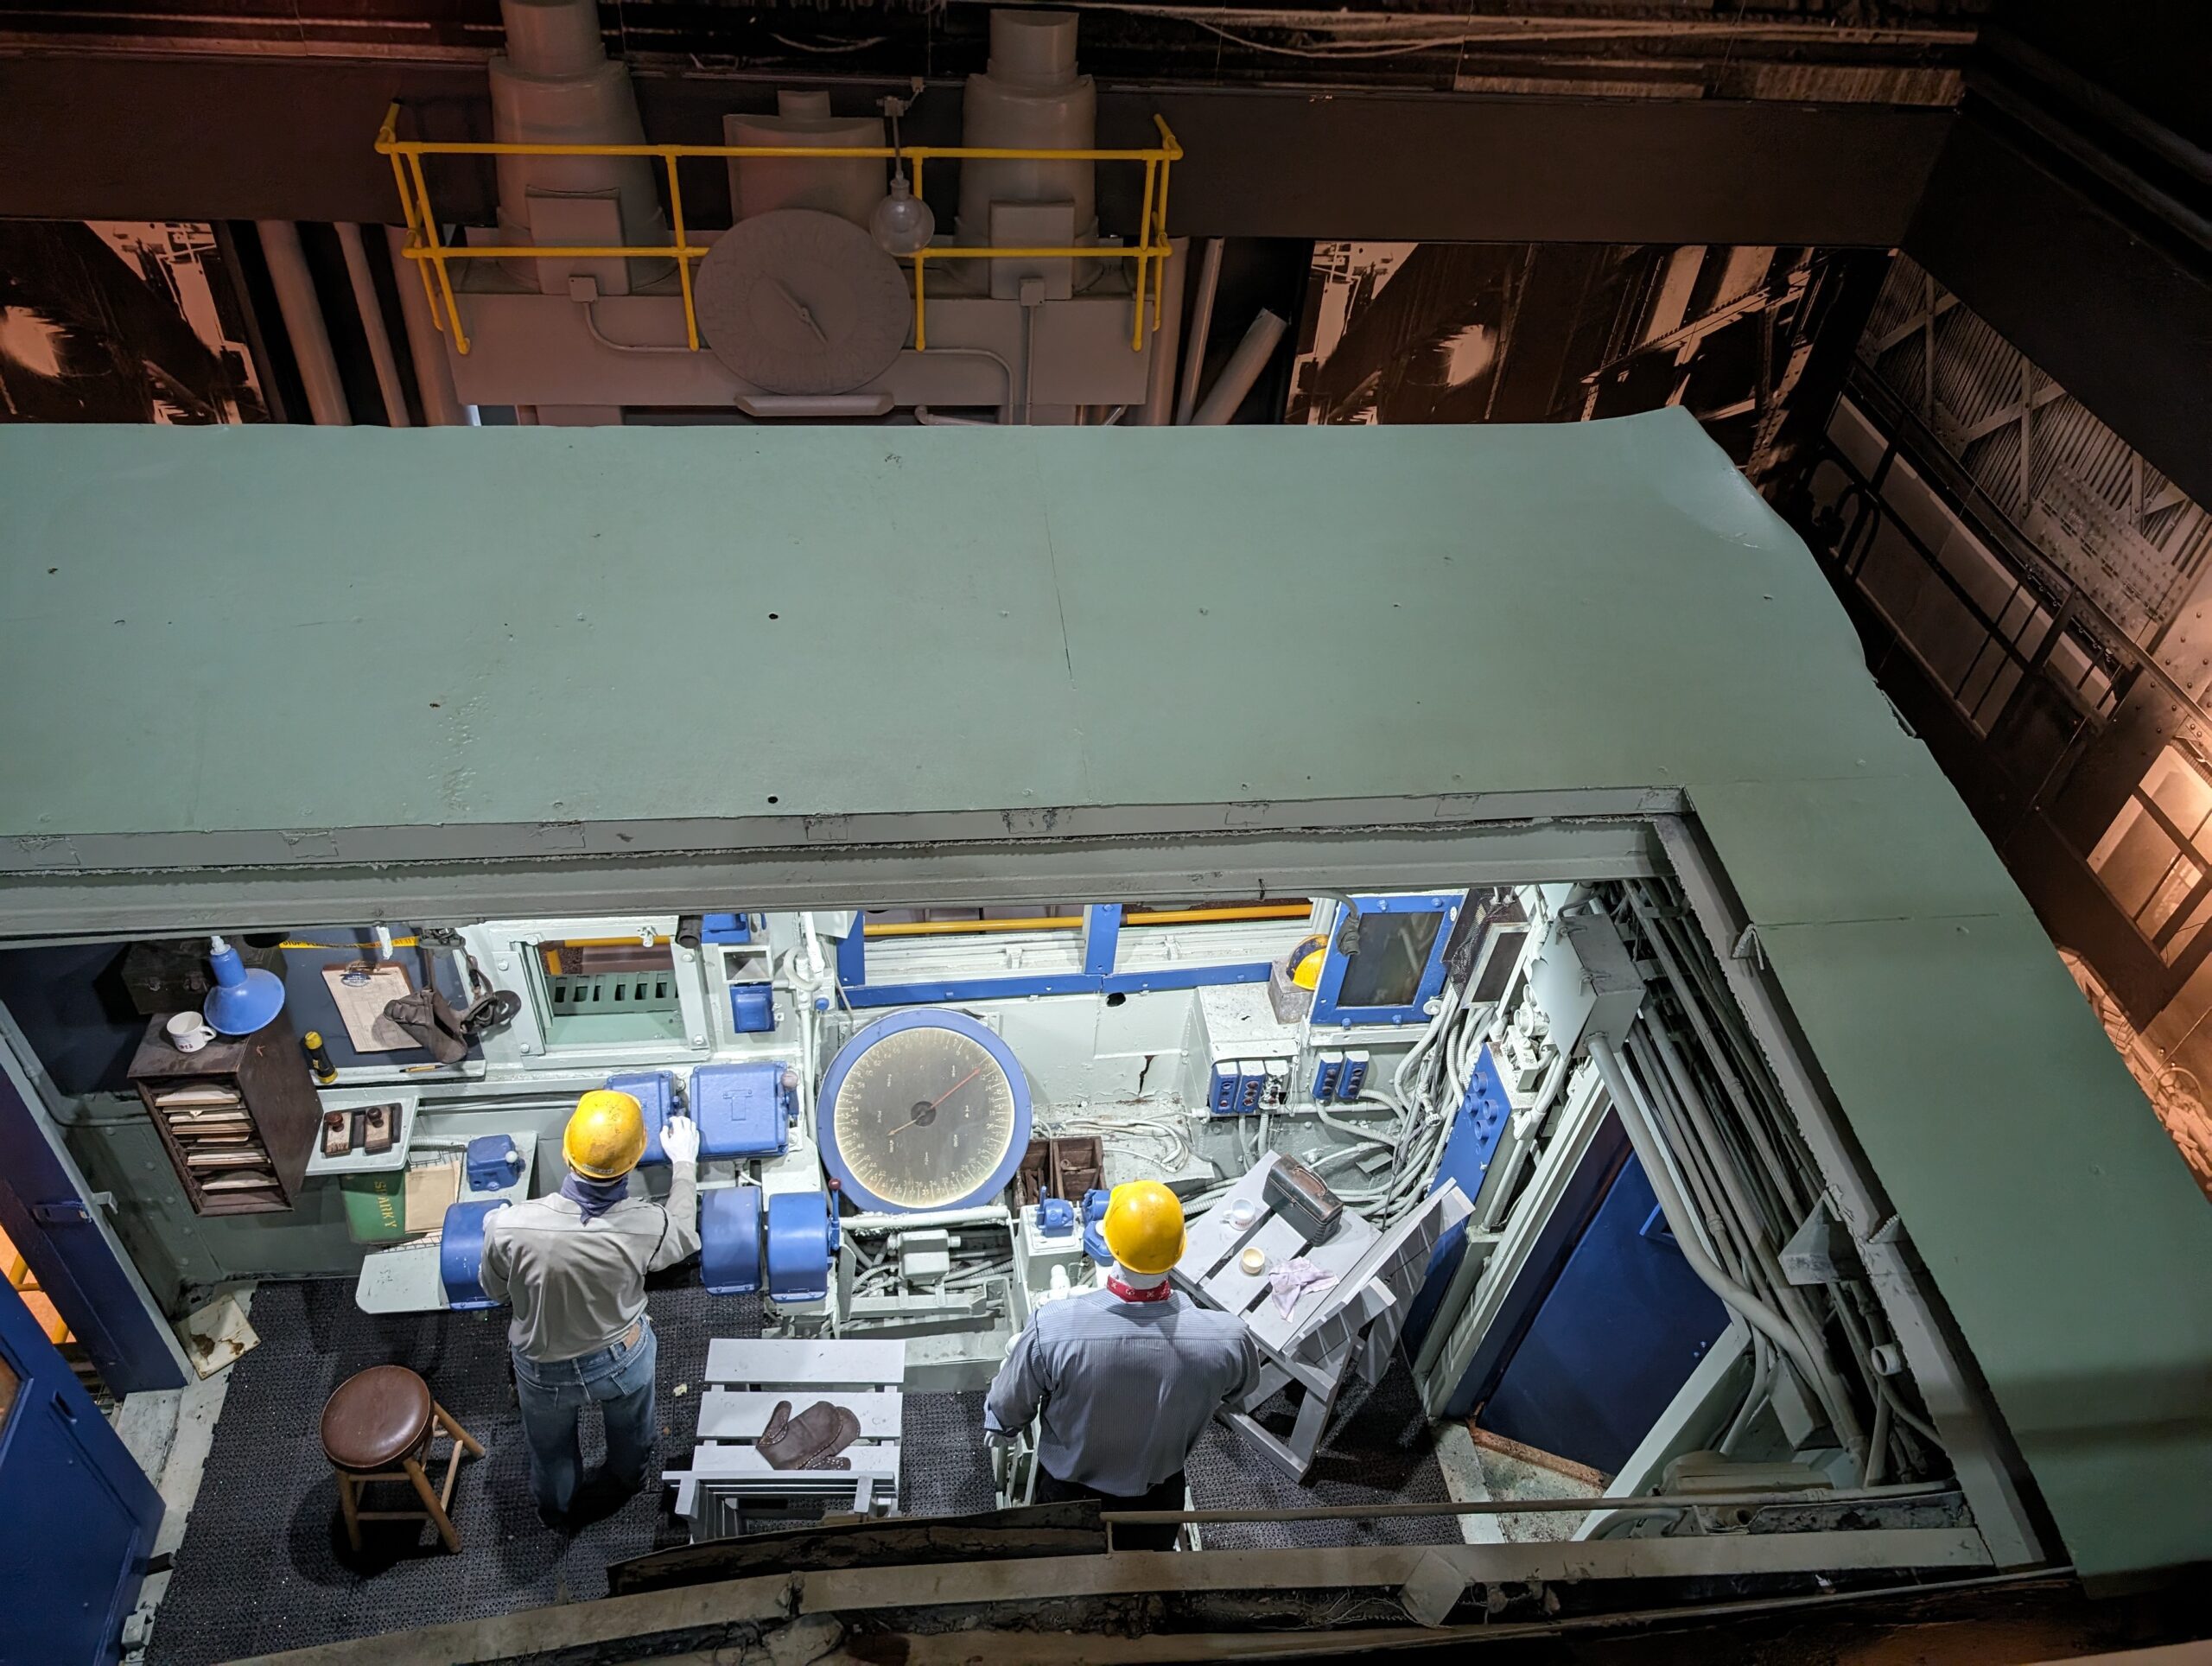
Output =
[{"x1": 129, "y1": 1012, "x2": 320, "y2": 1217}]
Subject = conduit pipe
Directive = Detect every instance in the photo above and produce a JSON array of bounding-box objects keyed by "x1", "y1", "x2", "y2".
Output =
[
  {"x1": 384, "y1": 226, "x2": 470, "y2": 425},
  {"x1": 1174, "y1": 236, "x2": 1223, "y2": 424},
  {"x1": 1637, "y1": 994, "x2": 1870, "y2": 1468},
  {"x1": 1135, "y1": 236, "x2": 1189, "y2": 426},
  {"x1": 1190, "y1": 308, "x2": 1286, "y2": 425},
  {"x1": 1588, "y1": 1033, "x2": 1865, "y2": 1468},
  {"x1": 335, "y1": 223, "x2": 410, "y2": 426},
  {"x1": 255, "y1": 220, "x2": 350, "y2": 425}
]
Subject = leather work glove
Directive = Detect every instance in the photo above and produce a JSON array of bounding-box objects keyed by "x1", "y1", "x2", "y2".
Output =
[
  {"x1": 758, "y1": 1399, "x2": 860, "y2": 1471},
  {"x1": 660, "y1": 1113, "x2": 702, "y2": 1167}
]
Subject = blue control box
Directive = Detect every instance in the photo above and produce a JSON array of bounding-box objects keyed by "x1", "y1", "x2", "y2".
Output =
[
  {"x1": 729, "y1": 983, "x2": 777, "y2": 1033},
  {"x1": 690, "y1": 1061, "x2": 796, "y2": 1160},
  {"x1": 1338, "y1": 1051, "x2": 1370, "y2": 1102},
  {"x1": 464, "y1": 1133, "x2": 523, "y2": 1193},
  {"x1": 700, "y1": 912, "x2": 753, "y2": 944},
  {"x1": 1208, "y1": 1061, "x2": 1240, "y2": 1115},
  {"x1": 606, "y1": 1069, "x2": 678, "y2": 1165},
  {"x1": 1037, "y1": 1197, "x2": 1076, "y2": 1237},
  {"x1": 1313, "y1": 1052, "x2": 1344, "y2": 1103}
]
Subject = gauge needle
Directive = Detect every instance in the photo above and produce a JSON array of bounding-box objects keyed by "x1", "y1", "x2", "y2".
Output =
[
  {"x1": 884, "y1": 1065, "x2": 988, "y2": 1140},
  {"x1": 925, "y1": 1065, "x2": 988, "y2": 1113},
  {"x1": 769, "y1": 279, "x2": 828, "y2": 344}
]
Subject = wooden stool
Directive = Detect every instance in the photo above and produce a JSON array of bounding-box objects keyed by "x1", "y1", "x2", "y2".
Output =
[{"x1": 320, "y1": 1364, "x2": 484, "y2": 1554}]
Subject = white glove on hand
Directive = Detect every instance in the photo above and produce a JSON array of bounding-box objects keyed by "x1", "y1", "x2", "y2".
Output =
[{"x1": 660, "y1": 1113, "x2": 702, "y2": 1167}]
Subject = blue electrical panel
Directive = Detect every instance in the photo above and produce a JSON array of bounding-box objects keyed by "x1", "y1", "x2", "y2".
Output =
[
  {"x1": 1441, "y1": 1046, "x2": 1514, "y2": 1197},
  {"x1": 439, "y1": 1199, "x2": 511, "y2": 1310},
  {"x1": 729, "y1": 983, "x2": 776, "y2": 1033},
  {"x1": 690, "y1": 1061, "x2": 797, "y2": 1160},
  {"x1": 464, "y1": 1133, "x2": 523, "y2": 1193},
  {"x1": 700, "y1": 1186, "x2": 763, "y2": 1294},
  {"x1": 1400, "y1": 1046, "x2": 1515, "y2": 1355},
  {"x1": 1313, "y1": 1052, "x2": 1344, "y2": 1103},
  {"x1": 1237, "y1": 1062, "x2": 1264, "y2": 1113},
  {"x1": 1338, "y1": 1051, "x2": 1370, "y2": 1101},
  {"x1": 1212, "y1": 1059, "x2": 1290, "y2": 1115},
  {"x1": 766, "y1": 1191, "x2": 838, "y2": 1302},
  {"x1": 606, "y1": 1068, "x2": 677, "y2": 1165},
  {"x1": 1208, "y1": 1061, "x2": 1240, "y2": 1115},
  {"x1": 700, "y1": 912, "x2": 754, "y2": 944}
]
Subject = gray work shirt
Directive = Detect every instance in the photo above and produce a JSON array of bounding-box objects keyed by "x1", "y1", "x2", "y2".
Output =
[
  {"x1": 984, "y1": 1287, "x2": 1258, "y2": 1497},
  {"x1": 478, "y1": 1167, "x2": 700, "y2": 1362}
]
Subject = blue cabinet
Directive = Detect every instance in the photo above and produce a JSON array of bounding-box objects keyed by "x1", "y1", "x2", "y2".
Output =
[
  {"x1": 1476, "y1": 1153, "x2": 1729, "y2": 1475},
  {"x1": 0, "y1": 1281, "x2": 164, "y2": 1664}
]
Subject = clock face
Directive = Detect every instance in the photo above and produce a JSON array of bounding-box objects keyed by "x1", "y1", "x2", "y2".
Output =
[
  {"x1": 826, "y1": 1019, "x2": 1024, "y2": 1211},
  {"x1": 695, "y1": 208, "x2": 912, "y2": 397}
]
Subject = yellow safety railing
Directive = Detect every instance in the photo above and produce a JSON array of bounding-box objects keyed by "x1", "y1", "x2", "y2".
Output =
[{"x1": 375, "y1": 104, "x2": 1180, "y2": 358}]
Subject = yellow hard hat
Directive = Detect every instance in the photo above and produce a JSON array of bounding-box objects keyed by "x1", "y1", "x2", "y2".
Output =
[
  {"x1": 564, "y1": 1089, "x2": 647, "y2": 1180},
  {"x1": 1287, "y1": 934, "x2": 1328, "y2": 992},
  {"x1": 1102, "y1": 1180, "x2": 1186, "y2": 1275}
]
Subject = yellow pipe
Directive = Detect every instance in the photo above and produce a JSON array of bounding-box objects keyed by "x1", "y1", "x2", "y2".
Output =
[
  {"x1": 913, "y1": 246, "x2": 928, "y2": 353},
  {"x1": 401, "y1": 245, "x2": 713, "y2": 260},
  {"x1": 396, "y1": 243, "x2": 1155, "y2": 263},
  {"x1": 1125, "y1": 906, "x2": 1310, "y2": 925},
  {"x1": 1151, "y1": 161, "x2": 1171, "y2": 333},
  {"x1": 403, "y1": 148, "x2": 467, "y2": 353},
  {"x1": 912, "y1": 156, "x2": 927, "y2": 351},
  {"x1": 912, "y1": 245, "x2": 1161, "y2": 261},
  {"x1": 384, "y1": 141, "x2": 446, "y2": 335},
  {"x1": 863, "y1": 904, "x2": 1308, "y2": 938},
  {"x1": 1133, "y1": 156, "x2": 1156, "y2": 351},
  {"x1": 868, "y1": 917, "x2": 1082, "y2": 938},
  {"x1": 664, "y1": 153, "x2": 699, "y2": 351},
  {"x1": 375, "y1": 139, "x2": 1178, "y2": 163}
]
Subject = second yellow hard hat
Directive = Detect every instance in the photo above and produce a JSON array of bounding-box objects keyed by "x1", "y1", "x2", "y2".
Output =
[
  {"x1": 1102, "y1": 1179, "x2": 1186, "y2": 1275},
  {"x1": 563, "y1": 1089, "x2": 647, "y2": 1180}
]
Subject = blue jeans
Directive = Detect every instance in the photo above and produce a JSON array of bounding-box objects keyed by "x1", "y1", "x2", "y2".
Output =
[{"x1": 512, "y1": 1317, "x2": 658, "y2": 1515}]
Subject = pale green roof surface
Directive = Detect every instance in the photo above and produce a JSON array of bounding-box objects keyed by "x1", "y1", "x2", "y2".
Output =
[{"x1": 3, "y1": 409, "x2": 2207, "y2": 1574}]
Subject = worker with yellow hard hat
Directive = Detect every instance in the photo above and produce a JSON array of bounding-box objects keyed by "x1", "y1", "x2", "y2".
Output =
[
  {"x1": 983, "y1": 1178, "x2": 1256, "y2": 1548},
  {"x1": 479, "y1": 1089, "x2": 702, "y2": 1522}
]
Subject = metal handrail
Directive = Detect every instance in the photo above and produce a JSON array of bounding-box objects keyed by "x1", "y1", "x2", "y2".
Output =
[{"x1": 375, "y1": 103, "x2": 1181, "y2": 358}]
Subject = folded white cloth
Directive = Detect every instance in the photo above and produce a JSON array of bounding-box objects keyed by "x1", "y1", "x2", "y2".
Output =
[{"x1": 1268, "y1": 1256, "x2": 1339, "y2": 1318}]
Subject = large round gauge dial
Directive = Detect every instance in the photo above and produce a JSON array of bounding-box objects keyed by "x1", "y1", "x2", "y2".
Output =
[
  {"x1": 694, "y1": 207, "x2": 911, "y2": 397},
  {"x1": 815, "y1": 1009, "x2": 1033, "y2": 1214}
]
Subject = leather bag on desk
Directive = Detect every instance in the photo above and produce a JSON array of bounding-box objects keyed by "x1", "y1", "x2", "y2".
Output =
[
  {"x1": 757, "y1": 1399, "x2": 860, "y2": 1471},
  {"x1": 384, "y1": 944, "x2": 470, "y2": 1063}
]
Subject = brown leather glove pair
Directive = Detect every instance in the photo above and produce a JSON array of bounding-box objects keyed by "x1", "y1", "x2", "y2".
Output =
[{"x1": 757, "y1": 1399, "x2": 861, "y2": 1471}]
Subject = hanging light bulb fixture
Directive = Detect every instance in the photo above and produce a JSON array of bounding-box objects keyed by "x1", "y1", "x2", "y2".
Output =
[{"x1": 871, "y1": 89, "x2": 936, "y2": 258}]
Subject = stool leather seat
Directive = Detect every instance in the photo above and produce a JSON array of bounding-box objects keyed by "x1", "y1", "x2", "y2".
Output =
[{"x1": 321, "y1": 1364, "x2": 435, "y2": 1472}]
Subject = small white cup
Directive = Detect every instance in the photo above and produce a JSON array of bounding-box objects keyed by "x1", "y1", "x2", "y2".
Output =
[{"x1": 166, "y1": 1011, "x2": 216, "y2": 1053}]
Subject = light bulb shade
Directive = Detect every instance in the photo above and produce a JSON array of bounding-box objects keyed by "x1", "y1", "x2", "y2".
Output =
[
  {"x1": 870, "y1": 178, "x2": 936, "y2": 258},
  {"x1": 204, "y1": 937, "x2": 286, "y2": 1036}
]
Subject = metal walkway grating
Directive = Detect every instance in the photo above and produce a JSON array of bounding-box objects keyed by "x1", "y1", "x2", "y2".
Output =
[{"x1": 150, "y1": 1279, "x2": 1448, "y2": 1661}]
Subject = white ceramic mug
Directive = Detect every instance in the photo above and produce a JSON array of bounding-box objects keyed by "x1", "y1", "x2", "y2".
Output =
[{"x1": 166, "y1": 1010, "x2": 216, "y2": 1053}]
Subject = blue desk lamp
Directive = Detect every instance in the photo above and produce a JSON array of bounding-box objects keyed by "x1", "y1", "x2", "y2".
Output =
[{"x1": 203, "y1": 935, "x2": 286, "y2": 1036}]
